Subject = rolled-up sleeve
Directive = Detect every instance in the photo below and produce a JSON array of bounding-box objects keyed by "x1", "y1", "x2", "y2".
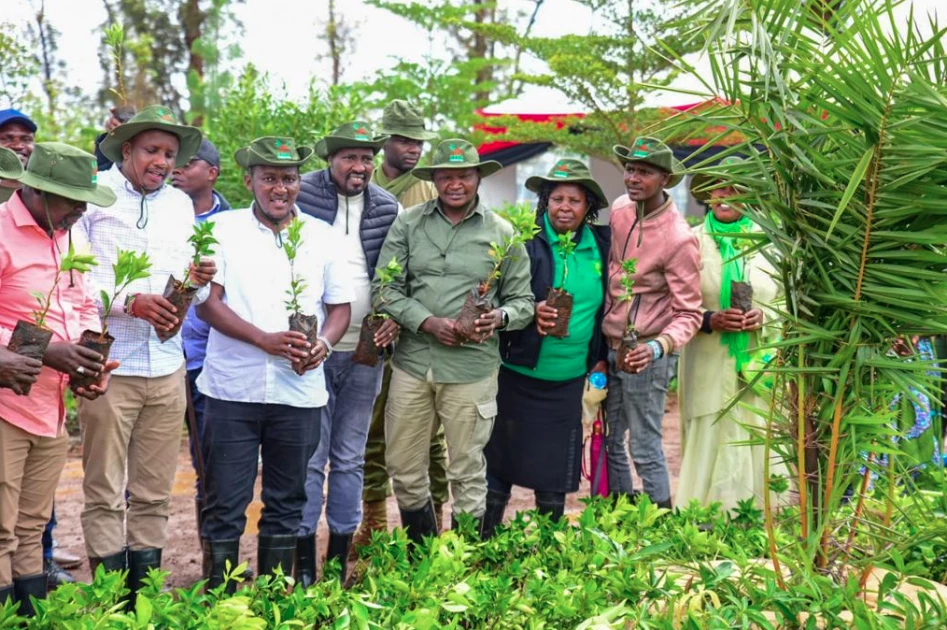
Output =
[{"x1": 373, "y1": 213, "x2": 433, "y2": 332}]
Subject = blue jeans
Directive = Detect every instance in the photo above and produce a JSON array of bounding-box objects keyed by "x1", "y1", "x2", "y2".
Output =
[
  {"x1": 604, "y1": 349, "x2": 677, "y2": 504},
  {"x1": 185, "y1": 368, "x2": 206, "y2": 502},
  {"x1": 42, "y1": 505, "x2": 56, "y2": 561},
  {"x1": 299, "y1": 351, "x2": 383, "y2": 535},
  {"x1": 201, "y1": 397, "x2": 321, "y2": 541}
]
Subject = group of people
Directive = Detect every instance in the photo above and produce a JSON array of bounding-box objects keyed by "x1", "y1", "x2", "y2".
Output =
[{"x1": 0, "y1": 97, "x2": 783, "y2": 616}]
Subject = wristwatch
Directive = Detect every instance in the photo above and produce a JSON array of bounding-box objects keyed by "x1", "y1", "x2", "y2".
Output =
[
  {"x1": 124, "y1": 293, "x2": 140, "y2": 317},
  {"x1": 317, "y1": 335, "x2": 334, "y2": 359},
  {"x1": 497, "y1": 309, "x2": 510, "y2": 330}
]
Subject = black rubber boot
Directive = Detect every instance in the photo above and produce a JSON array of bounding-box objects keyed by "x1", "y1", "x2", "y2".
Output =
[
  {"x1": 399, "y1": 502, "x2": 437, "y2": 547},
  {"x1": 325, "y1": 532, "x2": 353, "y2": 582},
  {"x1": 13, "y1": 574, "x2": 46, "y2": 617},
  {"x1": 480, "y1": 489, "x2": 510, "y2": 539},
  {"x1": 535, "y1": 491, "x2": 566, "y2": 522},
  {"x1": 204, "y1": 539, "x2": 240, "y2": 594},
  {"x1": 257, "y1": 534, "x2": 296, "y2": 578},
  {"x1": 656, "y1": 497, "x2": 673, "y2": 511},
  {"x1": 292, "y1": 534, "x2": 317, "y2": 589},
  {"x1": 0, "y1": 584, "x2": 12, "y2": 605},
  {"x1": 127, "y1": 548, "x2": 161, "y2": 609},
  {"x1": 89, "y1": 549, "x2": 127, "y2": 577}
]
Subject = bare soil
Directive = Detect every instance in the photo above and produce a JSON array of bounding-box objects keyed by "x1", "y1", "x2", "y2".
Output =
[{"x1": 53, "y1": 394, "x2": 681, "y2": 587}]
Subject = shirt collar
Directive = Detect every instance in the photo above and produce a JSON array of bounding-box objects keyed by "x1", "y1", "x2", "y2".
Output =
[
  {"x1": 250, "y1": 204, "x2": 300, "y2": 236},
  {"x1": 7, "y1": 190, "x2": 65, "y2": 239},
  {"x1": 196, "y1": 193, "x2": 222, "y2": 219}
]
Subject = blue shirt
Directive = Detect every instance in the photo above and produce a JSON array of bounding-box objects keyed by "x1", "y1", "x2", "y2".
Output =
[{"x1": 182, "y1": 191, "x2": 228, "y2": 372}]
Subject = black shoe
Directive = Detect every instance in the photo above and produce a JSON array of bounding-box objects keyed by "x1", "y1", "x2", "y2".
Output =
[
  {"x1": 89, "y1": 549, "x2": 128, "y2": 577},
  {"x1": 13, "y1": 574, "x2": 46, "y2": 617},
  {"x1": 292, "y1": 534, "x2": 317, "y2": 589},
  {"x1": 325, "y1": 532, "x2": 353, "y2": 582},
  {"x1": 257, "y1": 534, "x2": 296, "y2": 578},
  {"x1": 44, "y1": 558, "x2": 76, "y2": 591},
  {"x1": 480, "y1": 489, "x2": 510, "y2": 540},
  {"x1": 204, "y1": 539, "x2": 240, "y2": 594},
  {"x1": 0, "y1": 584, "x2": 12, "y2": 605},
  {"x1": 535, "y1": 491, "x2": 566, "y2": 522},
  {"x1": 399, "y1": 502, "x2": 437, "y2": 547},
  {"x1": 655, "y1": 497, "x2": 673, "y2": 511},
  {"x1": 127, "y1": 548, "x2": 161, "y2": 609}
]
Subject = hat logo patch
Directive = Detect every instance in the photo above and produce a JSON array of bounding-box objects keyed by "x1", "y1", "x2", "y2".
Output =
[
  {"x1": 91, "y1": 168, "x2": 98, "y2": 185},
  {"x1": 157, "y1": 107, "x2": 175, "y2": 122},
  {"x1": 448, "y1": 144, "x2": 465, "y2": 163},
  {"x1": 632, "y1": 139, "x2": 651, "y2": 158},
  {"x1": 275, "y1": 139, "x2": 293, "y2": 160},
  {"x1": 552, "y1": 161, "x2": 571, "y2": 178},
  {"x1": 353, "y1": 124, "x2": 370, "y2": 141}
]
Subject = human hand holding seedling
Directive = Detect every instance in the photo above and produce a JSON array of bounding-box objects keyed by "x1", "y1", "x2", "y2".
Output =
[
  {"x1": 184, "y1": 222, "x2": 218, "y2": 288},
  {"x1": 71, "y1": 359, "x2": 120, "y2": 400},
  {"x1": 371, "y1": 257, "x2": 402, "y2": 347},
  {"x1": 535, "y1": 301, "x2": 558, "y2": 336},
  {"x1": 0, "y1": 347, "x2": 42, "y2": 395},
  {"x1": 255, "y1": 330, "x2": 311, "y2": 362}
]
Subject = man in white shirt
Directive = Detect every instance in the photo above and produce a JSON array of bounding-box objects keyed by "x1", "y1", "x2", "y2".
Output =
[
  {"x1": 293, "y1": 122, "x2": 401, "y2": 584},
  {"x1": 196, "y1": 136, "x2": 353, "y2": 592},
  {"x1": 75, "y1": 105, "x2": 214, "y2": 600}
]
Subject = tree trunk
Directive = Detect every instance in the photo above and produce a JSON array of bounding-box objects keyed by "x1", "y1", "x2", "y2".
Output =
[
  {"x1": 182, "y1": 0, "x2": 205, "y2": 125},
  {"x1": 33, "y1": 1, "x2": 57, "y2": 124},
  {"x1": 328, "y1": 0, "x2": 341, "y2": 86}
]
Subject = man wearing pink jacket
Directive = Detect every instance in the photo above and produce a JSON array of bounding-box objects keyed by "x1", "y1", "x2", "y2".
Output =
[{"x1": 603, "y1": 137, "x2": 702, "y2": 509}]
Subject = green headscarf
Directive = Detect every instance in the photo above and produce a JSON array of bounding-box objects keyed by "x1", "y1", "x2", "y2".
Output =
[{"x1": 704, "y1": 210, "x2": 754, "y2": 371}]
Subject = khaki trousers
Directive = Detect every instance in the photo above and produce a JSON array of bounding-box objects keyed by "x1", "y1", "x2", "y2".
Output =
[
  {"x1": 0, "y1": 420, "x2": 68, "y2": 585},
  {"x1": 385, "y1": 365, "x2": 497, "y2": 516},
  {"x1": 79, "y1": 365, "x2": 185, "y2": 557}
]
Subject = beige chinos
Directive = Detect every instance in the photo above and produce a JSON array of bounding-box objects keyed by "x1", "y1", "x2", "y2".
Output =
[
  {"x1": 0, "y1": 420, "x2": 68, "y2": 585},
  {"x1": 79, "y1": 365, "x2": 186, "y2": 557}
]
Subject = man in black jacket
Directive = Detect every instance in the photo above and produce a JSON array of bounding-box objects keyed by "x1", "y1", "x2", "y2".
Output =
[{"x1": 294, "y1": 121, "x2": 401, "y2": 584}]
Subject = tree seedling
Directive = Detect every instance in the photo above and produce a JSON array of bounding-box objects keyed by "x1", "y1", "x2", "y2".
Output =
[
  {"x1": 283, "y1": 217, "x2": 306, "y2": 317},
  {"x1": 354, "y1": 257, "x2": 403, "y2": 366},
  {"x1": 545, "y1": 230, "x2": 578, "y2": 338},
  {"x1": 31, "y1": 241, "x2": 98, "y2": 329},
  {"x1": 98, "y1": 249, "x2": 152, "y2": 338}
]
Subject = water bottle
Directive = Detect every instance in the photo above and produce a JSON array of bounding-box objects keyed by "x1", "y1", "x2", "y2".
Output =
[{"x1": 589, "y1": 371, "x2": 607, "y2": 390}]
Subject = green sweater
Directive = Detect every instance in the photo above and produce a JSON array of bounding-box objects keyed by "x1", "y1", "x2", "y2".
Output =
[{"x1": 373, "y1": 199, "x2": 535, "y2": 383}]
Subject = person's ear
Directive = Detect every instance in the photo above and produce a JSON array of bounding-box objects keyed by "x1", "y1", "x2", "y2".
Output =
[
  {"x1": 243, "y1": 170, "x2": 253, "y2": 191},
  {"x1": 121, "y1": 141, "x2": 132, "y2": 162}
]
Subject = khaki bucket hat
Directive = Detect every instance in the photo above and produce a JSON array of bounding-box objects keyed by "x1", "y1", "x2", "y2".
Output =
[{"x1": 411, "y1": 139, "x2": 502, "y2": 181}]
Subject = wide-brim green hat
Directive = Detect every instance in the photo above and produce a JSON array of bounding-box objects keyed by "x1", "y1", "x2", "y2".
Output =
[
  {"x1": 614, "y1": 136, "x2": 683, "y2": 188},
  {"x1": 315, "y1": 121, "x2": 389, "y2": 159},
  {"x1": 235, "y1": 136, "x2": 314, "y2": 169},
  {"x1": 525, "y1": 158, "x2": 609, "y2": 210},
  {"x1": 17, "y1": 142, "x2": 117, "y2": 206},
  {"x1": 0, "y1": 146, "x2": 24, "y2": 180},
  {"x1": 378, "y1": 100, "x2": 438, "y2": 141},
  {"x1": 690, "y1": 156, "x2": 746, "y2": 202},
  {"x1": 412, "y1": 139, "x2": 503, "y2": 181},
  {"x1": 99, "y1": 105, "x2": 203, "y2": 168}
]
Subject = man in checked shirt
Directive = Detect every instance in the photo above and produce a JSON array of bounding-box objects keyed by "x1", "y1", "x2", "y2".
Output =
[{"x1": 74, "y1": 105, "x2": 215, "y2": 602}]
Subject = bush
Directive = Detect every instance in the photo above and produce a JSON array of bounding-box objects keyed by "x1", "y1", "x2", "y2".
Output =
[{"x1": 4, "y1": 497, "x2": 947, "y2": 628}]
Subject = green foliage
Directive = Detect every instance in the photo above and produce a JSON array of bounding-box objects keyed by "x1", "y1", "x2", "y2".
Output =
[
  {"x1": 282, "y1": 218, "x2": 306, "y2": 316},
  {"x1": 554, "y1": 230, "x2": 577, "y2": 288},
  {"x1": 6, "y1": 498, "x2": 947, "y2": 628},
  {"x1": 668, "y1": 0, "x2": 947, "y2": 575},
  {"x1": 371, "y1": 257, "x2": 403, "y2": 317},
  {"x1": 617, "y1": 257, "x2": 638, "y2": 335},
  {"x1": 202, "y1": 65, "x2": 368, "y2": 207},
  {"x1": 99, "y1": 250, "x2": 152, "y2": 335},
  {"x1": 0, "y1": 27, "x2": 36, "y2": 106},
  {"x1": 30, "y1": 242, "x2": 99, "y2": 329},
  {"x1": 183, "y1": 220, "x2": 218, "y2": 287},
  {"x1": 479, "y1": 202, "x2": 541, "y2": 295}
]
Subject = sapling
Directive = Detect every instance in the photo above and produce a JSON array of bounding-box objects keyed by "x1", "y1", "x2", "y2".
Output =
[
  {"x1": 545, "y1": 230, "x2": 577, "y2": 338},
  {"x1": 453, "y1": 203, "x2": 541, "y2": 340},
  {"x1": 616, "y1": 258, "x2": 641, "y2": 374},
  {"x1": 156, "y1": 221, "x2": 218, "y2": 342},
  {"x1": 72, "y1": 249, "x2": 151, "y2": 390},
  {"x1": 354, "y1": 257, "x2": 403, "y2": 367},
  {"x1": 7, "y1": 242, "x2": 99, "y2": 395},
  {"x1": 283, "y1": 217, "x2": 317, "y2": 376}
]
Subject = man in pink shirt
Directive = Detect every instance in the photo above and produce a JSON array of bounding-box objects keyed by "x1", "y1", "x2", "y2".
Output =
[
  {"x1": 0, "y1": 143, "x2": 119, "y2": 615},
  {"x1": 602, "y1": 137, "x2": 702, "y2": 509}
]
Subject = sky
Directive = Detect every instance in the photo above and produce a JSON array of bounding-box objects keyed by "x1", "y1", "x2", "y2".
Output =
[{"x1": 3, "y1": 0, "x2": 944, "y2": 112}]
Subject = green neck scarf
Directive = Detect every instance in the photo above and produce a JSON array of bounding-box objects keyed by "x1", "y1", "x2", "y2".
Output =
[
  {"x1": 374, "y1": 167, "x2": 418, "y2": 201},
  {"x1": 705, "y1": 211, "x2": 753, "y2": 371}
]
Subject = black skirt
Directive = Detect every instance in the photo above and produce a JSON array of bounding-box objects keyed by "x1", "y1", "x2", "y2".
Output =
[{"x1": 484, "y1": 366, "x2": 586, "y2": 493}]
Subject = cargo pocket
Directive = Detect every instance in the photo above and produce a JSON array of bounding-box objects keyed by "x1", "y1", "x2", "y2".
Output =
[{"x1": 476, "y1": 399, "x2": 498, "y2": 421}]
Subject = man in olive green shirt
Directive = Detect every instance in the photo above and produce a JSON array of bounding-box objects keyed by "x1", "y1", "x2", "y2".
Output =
[
  {"x1": 373, "y1": 139, "x2": 533, "y2": 541},
  {"x1": 358, "y1": 100, "x2": 450, "y2": 546}
]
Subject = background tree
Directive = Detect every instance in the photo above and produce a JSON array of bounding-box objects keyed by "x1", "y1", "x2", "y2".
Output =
[{"x1": 316, "y1": 0, "x2": 357, "y2": 86}]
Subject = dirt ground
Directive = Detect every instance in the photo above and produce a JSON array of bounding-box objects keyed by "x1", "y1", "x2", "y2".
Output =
[{"x1": 52, "y1": 395, "x2": 681, "y2": 587}]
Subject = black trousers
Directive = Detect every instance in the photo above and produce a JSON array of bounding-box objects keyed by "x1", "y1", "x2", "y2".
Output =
[{"x1": 201, "y1": 397, "x2": 321, "y2": 541}]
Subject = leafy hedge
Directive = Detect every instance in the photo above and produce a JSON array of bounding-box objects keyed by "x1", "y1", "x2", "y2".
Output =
[{"x1": 2, "y1": 497, "x2": 946, "y2": 629}]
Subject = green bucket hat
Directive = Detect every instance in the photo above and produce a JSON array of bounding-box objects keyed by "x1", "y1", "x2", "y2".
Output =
[
  {"x1": 99, "y1": 105, "x2": 203, "y2": 168},
  {"x1": 0, "y1": 146, "x2": 24, "y2": 180},
  {"x1": 315, "y1": 121, "x2": 389, "y2": 159},
  {"x1": 16, "y1": 142, "x2": 117, "y2": 206},
  {"x1": 525, "y1": 158, "x2": 609, "y2": 210},
  {"x1": 378, "y1": 100, "x2": 438, "y2": 142},
  {"x1": 690, "y1": 156, "x2": 746, "y2": 202},
  {"x1": 235, "y1": 136, "x2": 314, "y2": 169},
  {"x1": 411, "y1": 139, "x2": 503, "y2": 181},
  {"x1": 613, "y1": 137, "x2": 684, "y2": 188}
]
